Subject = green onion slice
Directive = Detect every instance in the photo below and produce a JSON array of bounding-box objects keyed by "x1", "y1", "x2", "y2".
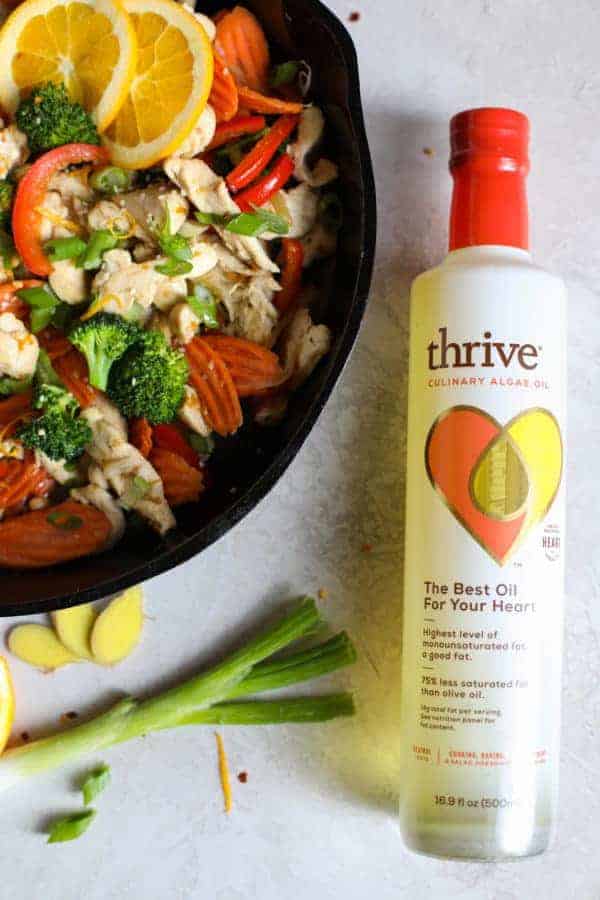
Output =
[
  {"x1": 47, "y1": 810, "x2": 96, "y2": 844},
  {"x1": 47, "y1": 511, "x2": 84, "y2": 531},
  {"x1": 195, "y1": 208, "x2": 289, "y2": 237},
  {"x1": 81, "y1": 764, "x2": 110, "y2": 806},
  {"x1": 89, "y1": 166, "x2": 134, "y2": 195},
  {"x1": 80, "y1": 230, "x2": 120, "y2": 271},
  {"x1": 269, "y1": 60, "x2": 301, "y2": 87},
  {"x1": 187, "y1": 284, "x2": 219, "y2": 329},
  {"x1": 45, "y1": 236, "x2": 87, "y2": 262}
]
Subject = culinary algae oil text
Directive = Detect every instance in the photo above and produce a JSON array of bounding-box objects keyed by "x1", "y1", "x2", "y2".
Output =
[{"x1": 399, "y1": 109, "x2": 567, "y2": 860}]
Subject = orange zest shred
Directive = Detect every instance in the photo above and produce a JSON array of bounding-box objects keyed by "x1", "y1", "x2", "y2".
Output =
[
  {"x1": 105, "y1": 210, "x2": 137, "y2": 240},
  {"x1": 215, "y1": 731, "x2": 233, "y2": 814},
  {"x1": 80, "y1": 294, "x2": 125, "y2": 321},
  {"x1": 33, "y1": 207, "x2": 82, "y2": 235}
]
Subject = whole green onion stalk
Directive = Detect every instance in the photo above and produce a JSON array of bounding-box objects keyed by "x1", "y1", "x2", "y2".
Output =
[{"x1": 0, "y1": 598, "x2": 356, "y2": 792}]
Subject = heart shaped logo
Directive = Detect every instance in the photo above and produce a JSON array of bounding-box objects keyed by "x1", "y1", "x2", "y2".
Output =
[{"x1": 425, "y1": 406, "x2": 563, "y2": 565}]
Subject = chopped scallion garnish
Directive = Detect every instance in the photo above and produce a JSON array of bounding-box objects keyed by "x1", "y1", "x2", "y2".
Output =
[
  {"x1": 188, "y1": 432, "x2": 214, "y2": 459},
  {"x1": 17, "y1": 284, "x2": 62, "y2": 333},
  {"x1": 47, "y1": 810, "x2": 96, "y2": 844},
  {"x1": 187, "y1": 283, "x2": 219, "y2": 329},
  {"x1": 79, "y1": 229, "x2": 120, "y2": 271},
  {"x1": 46, "y1": 511, "x2": 84, "y2": 531},
  {"x1": 195, "y1": 208, "x2": 289, "y2": 237},
  {"x1": 155, "y1": 207, "x2": 193, "y2": 276},
  {"x1": 81, "y1": 764, "x2": 110, "y2": 806},
  {"x1": 45, "y1": 236, "x2": 87, "y2": 262},
  {"x1": 269, "y1": 60, "x2": 301, "y2": 87},
  {"x1": 89, "y1": 166, "x2": 134, "y2": 195}
]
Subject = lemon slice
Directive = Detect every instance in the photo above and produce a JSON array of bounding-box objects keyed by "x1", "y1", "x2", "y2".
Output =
[
  {"x1": 102, "y1": 0, "x2": 213, "y2": 168},
  {"x1": 0, "y1": 0, "x2": 137, "y2": 131},
  {"x1": 0, "y1": 657, "x2": 15, "y2": 754}
]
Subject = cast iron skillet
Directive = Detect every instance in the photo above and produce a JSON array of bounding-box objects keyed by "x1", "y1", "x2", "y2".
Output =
[{"x1": 0, "y1": 0, "x2": 376, "y2": 616}]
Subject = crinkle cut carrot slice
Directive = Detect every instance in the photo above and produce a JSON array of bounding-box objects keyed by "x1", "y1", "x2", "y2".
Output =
[
  {"x1": 201, "y1": 335, "x2": 285, "y2": 397},
  {"x1": 149, "y1": 446, "x2": 203, "y2": 507},
  {"x1": 0, "y1": 452, "x2": 54, "y2": 511},
  {"x1": 209, "y1": 54, "x2": 239, "y2": 122},
  {"x1": 129, "y1": 417, "x2": 153, "y2": 458},
  {"x1": 0, "y1": 500, "x2": 112, "y2": 568},
  {"x1": 186, "y1": 338, "x2": 242, "y2": 437},
  {"x1": 215, "y1": 6, "x2": 270, "y2": 92},
  {"x1": 236, "y1": 85, "x2": 303, "y2": 115},
  {"x1": 0, "y1": 391, "x2": 33, "y2": 437}
]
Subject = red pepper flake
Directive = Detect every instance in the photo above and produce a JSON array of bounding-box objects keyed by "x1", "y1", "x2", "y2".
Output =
[
  {"x1": 361, "y1": 542, "x2": 373, "y2": 553},
  {"x1": 237, "y1": 771, "x2": 248, "y2": 783},
  {"x1": 349, "y1": 11, "x2": 361, "y2": 22}
]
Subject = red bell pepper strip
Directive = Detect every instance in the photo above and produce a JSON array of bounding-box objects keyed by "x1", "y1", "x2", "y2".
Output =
[
  {"x1": 12, "y1": 143, "x2": 110, "y2": 277},
  {"x1": 274, "y1": 239, "x2": 304, "y2": 313},
  {"x1": 235, "y1": 153, "x2": 295, "y2": 211},
  {"x1": 208, "y1": 115, "x2": 267, "y2": 150},
  {"x1": 226, "y1": 115, "x2": 299, "y2": 193},
  {"x1": 152, "y1": 423, "x2": 199, "y2": 468}
]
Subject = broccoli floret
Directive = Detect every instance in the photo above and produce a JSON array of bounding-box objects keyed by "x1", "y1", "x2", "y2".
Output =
[
  {"x1": 0, "y1": 180, "x2": 13, "y2": 229},
  {"x1": 18, "y1": 383, "x2": 92, "y2": 462},
  {"x1": 69, "y1": 313, "x2": 141, "y2": 391},
  {"x1": 16, "y1": 82, "x2": 100, "y2": 155},
  {"x1": 107, "y1": 330, "x2": 188, "y2": 424}
]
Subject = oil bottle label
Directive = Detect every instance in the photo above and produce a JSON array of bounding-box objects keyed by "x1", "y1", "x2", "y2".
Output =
[{"x1": 400, "y1": 258, "x2": 567, "y2": 835}]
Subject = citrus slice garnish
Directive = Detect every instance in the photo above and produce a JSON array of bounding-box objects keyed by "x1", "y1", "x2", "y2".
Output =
[
  {"x1": 0, "y1": 0, "x2": 138, "y2": 131},
  {"x1": 102, "y1": 0, "x2": 213, "y2": 168}
]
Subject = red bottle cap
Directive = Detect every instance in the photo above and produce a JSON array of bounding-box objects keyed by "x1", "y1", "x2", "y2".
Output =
[
  {"x1": 449, "y1": 108, "x2": 530, "y2": 251},
  {"x1": 450, "y1": 108, "x2": 529, "y2": 173}
]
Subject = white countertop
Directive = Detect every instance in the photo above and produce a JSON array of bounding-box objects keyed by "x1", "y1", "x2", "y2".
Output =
[{"x1": 1, "y1": 1, "x2": 599, "y2": 897}]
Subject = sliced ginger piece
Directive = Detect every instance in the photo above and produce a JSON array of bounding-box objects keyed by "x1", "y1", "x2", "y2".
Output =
[
  {"x1": 90, "y1": 586, "x2": 144, "y2": 665},
  {"x1": 8, "y1": 624, "x2": 79, "y2": 670},
  {"x1": 52, "y1": 604, "x2": 96, "y2": 660},
  {"x1": 0, "y1": 656, "x2": 15, "y2": 753}
]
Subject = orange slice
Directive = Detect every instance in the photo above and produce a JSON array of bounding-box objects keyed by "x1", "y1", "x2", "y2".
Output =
[
  {"x1": 102, "y1": 0, "x2": 214, "y2": 168},
  {"x1": 0, "y1": 0, "x2": 137, "y2": 131}
]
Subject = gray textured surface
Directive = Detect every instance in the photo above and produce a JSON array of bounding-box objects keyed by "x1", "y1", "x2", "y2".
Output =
[{"x1": 1, "y1": 0, "x2": 599, "y2": 897}]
